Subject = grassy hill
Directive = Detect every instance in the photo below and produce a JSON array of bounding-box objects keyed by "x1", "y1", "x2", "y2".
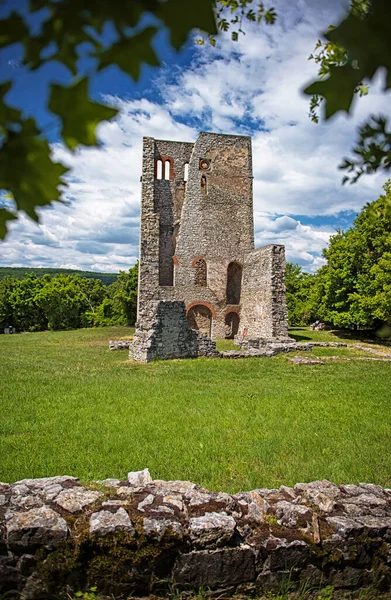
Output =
[{"x1": 0, "y1": 266, "x2": 119, "y2": 285}]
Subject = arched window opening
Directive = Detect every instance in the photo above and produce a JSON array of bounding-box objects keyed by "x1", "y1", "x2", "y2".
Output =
[
  {"x1": 187, "y1": 305, "x2": 212, "y2": 337},
  {"x1": 193, "y1": 258, "x2": 207, "y2": 287},
  {"x1": 225, "y1": 312, "x2": 240, "y2": 339},
  {"x1": 156, "y1": 159, "x2": 163, "y2": 180},
  {"x1": 201, "y1": 174, "x2": 207, "y2": 195},
  {"x1": 226, "y1": 262, "x2": 242, "y2": 304},
  {"x1": 164, "y1": 160, "x2": 171, "y2": 180},
  {"x1": 184, "y1": 162, "x2": 189, "y2": 182}
]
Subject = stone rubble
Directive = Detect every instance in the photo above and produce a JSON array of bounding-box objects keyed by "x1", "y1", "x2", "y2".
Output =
[
  {"x1": 109, "y1": 340, "x2": 132, "y2": 350},
  {"x1": 2, "y1": 471, "x2": 391, "y2": 597}
]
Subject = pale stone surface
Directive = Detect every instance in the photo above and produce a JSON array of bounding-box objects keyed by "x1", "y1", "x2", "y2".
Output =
[
  {"x1": 137, "y1": 494, "x2": 154, "y2": 512},
  {"x1": 6, "y1": 507, "x2": 67, "y2": 549},
  {"x1": 143, "y1": 518, "x2": 183, "y2": 540},
  {"x1": 89, "y1": 508, "x2": 135, "y2": 536},
  {"x1": 163, "y1": 494, "x2": 183, "y2": 510},
  {"x1": 288, "y1": 356, "x2": 325, "y2": 365},
  {"x1": 55, "y1": 488, "x2": 103, "y2": 513},
  {"x1": 153, "y1": 480, "x2": 197, "y2": 494},
  {"x1": 275, "y1": 501, "x2": 312, "y2": 528},
  {"x1": 127, "y1": 468, "x2": 152, "y2": 486},
  {"x1": 189, "y1": 512, "x2": 236, "y2": 548},
  {"x1": 97, "y1": 478, "x2": 121, "y2": 488},
  {"x1": 247, "y1": 491, "x2": 270, "y2": 522},
  {"x1": 14, "y1": 476, "x2": 78, "y2": 489}
]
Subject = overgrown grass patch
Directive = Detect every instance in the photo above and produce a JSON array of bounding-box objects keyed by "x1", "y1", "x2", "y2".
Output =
[{"x1": 1, "y1": 327, "x2": 391, "y2": 492}]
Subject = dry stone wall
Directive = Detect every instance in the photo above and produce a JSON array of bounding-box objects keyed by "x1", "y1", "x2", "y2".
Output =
[{"x1": 2, "y1": 471, "x2": 391, "y2": 598}]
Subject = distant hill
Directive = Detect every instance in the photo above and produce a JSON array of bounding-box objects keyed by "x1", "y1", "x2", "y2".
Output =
[{"x1": 0, "y1": 267, "x2": 119, "y2": 286}]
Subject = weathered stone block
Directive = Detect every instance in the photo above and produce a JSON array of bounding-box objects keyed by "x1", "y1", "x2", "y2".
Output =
[
  {"x1": 6, "y1": 507, "x2": 68, "y2": 550},
  {"x1": 173, "y1": 546, "x2": 256, "y2": 587}
]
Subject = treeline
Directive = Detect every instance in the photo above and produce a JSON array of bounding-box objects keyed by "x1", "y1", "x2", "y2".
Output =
[
  {"x1": 0, "y1": 267, "x2": 118, "y2": 286},
  {"x1": 0, "y1": 264, "x2": 138, "y2": 332},
  {"x1": 287, "y1": 180, "x2": 391, "y2": 333}
]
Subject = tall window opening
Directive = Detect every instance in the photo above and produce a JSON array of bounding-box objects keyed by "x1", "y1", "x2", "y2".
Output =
[
  {"x1": 156, "y1": 159, "x2": 163, "y2": 180},
  {"x1": 187, "y1": 305, "x2": 212, "y2": 336},
  {"x1": 164, "y1": 160, "x2": 171, "y2": 180},
  {"x1": 184, "y1": 162, "x2": 189, "y2": 182},
  {"x1": 193, "y1": 257, "x2": 207, "y2": 287},
  {"x1": 201, "y1": 174, "x2": 207, "y2": 195},
  {"x1": 226, "y1": 262, "x2": 242, "y2": 304},
  {"x1": 225, "y1": 312, "x2": 240, "y2": 339}
]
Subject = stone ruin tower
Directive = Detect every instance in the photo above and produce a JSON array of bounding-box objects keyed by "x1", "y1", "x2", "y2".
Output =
[{"x1": 131, "y1": 132, "x2": 288, "y2": 361}]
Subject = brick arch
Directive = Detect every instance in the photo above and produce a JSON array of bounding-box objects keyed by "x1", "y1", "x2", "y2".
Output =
[
  {"x1": 226, "y1": 307, "x2": 240, "y2": 316},
  {"x1": 154, "y1": 155, "x2": 175, "y2": 180},
  {"x1": 191, "y1": 255, "x2": 205, "y2": 267},
  {"x1": 186, "y1": 301, "x2": 216, "y2": 319}
]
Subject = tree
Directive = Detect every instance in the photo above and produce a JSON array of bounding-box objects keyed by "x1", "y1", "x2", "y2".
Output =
[
  {"x1": 2, "y1": 0, "x2": 391, "y2": 241},
  {"x1": 315, "y1": 179, "x2": 391, "y2": 330},
  {"x1": 0, "y1": 0, "x2": 276, "y2": 239},
  {"x1": 285, "y1": 263, "x2": 315, "y2": 326},
  {"x1": 304, "y1": 0, "x2": 391, "y2": 187},
  {"x1": 0, "y1": 266, "x2": 138, "y2": 332}
]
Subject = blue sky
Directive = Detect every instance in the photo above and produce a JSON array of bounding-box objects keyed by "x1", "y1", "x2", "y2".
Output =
[{"x1": 1, "y1": 0, "x2": 390, "y2": 273}]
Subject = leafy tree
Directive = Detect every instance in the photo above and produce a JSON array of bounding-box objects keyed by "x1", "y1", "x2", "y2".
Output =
[
  {"x1": 3, "y1": 0, "x2": 391, "y2": 241},
  {"x1": 0, "y1": 267, "x2": 138, "y2": 332},
  {"x1": 34, "y1": 274, "x2": 93, "y2": 330},
  {"x1": 285, "y1": 263, "x2": 315, "y2": 326},
  {"x1": 0, "y1": 0, "x2": 277, "y2": 238},
  {"x1": 316, "y1": 179, "x2": 391, "y2": 330},
  {"x1": 304, "y1": 0, "x2": 391, "y2": 188}
]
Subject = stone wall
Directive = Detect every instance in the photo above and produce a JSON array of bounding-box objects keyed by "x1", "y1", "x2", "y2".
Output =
[
  {"x1": 240, "y1": 245, "x2": 289, "y2": 340},
  {"x1": 2, "y1": 471, "x2": 391, "y2": 598},
  {"x1": 129, "y1": 300, "x2": 198, "y2": 362}
]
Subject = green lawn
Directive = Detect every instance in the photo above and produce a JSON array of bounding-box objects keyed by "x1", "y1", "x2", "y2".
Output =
[{"x1": 1, "y1": 326, "x2": 391, "y2": 492}]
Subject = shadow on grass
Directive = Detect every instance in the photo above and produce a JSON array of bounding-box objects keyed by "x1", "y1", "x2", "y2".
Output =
[
  {"x1": 329, "y1": 329, "x2": 391, "y2": 346},
  {"x1": 289, "y1": 326, "x2": 391, "y2": 347},
  {"x1": 288, "y1": 332, "x2": 312, "y2": 342}
]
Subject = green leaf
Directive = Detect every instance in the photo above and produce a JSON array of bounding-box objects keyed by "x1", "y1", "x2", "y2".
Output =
[
  {"x1": 0, "y1": 118, "x2": 69, "y2": 222},
  {"x1": 304, "y1": 64, "x2": 362, "y2": 119},
  {"x1": 0, "y1": 12, "x2": 29, "y2": 49},
  {"x1": 0, "y1": 82, "x2": 22, "y2": 125},
  {"x1": 326, "y1": 3, "x2": 391, "y2": 90},
  {"x1": 97, "y1": 27, "x2": 159, "y2": 81},
  {"x1": 157, "y1": 0, "x2": 217, "y2": 50},
  {"x1": 48, "y1": 79, "x2": 118, "y2": 150},
  {"x1": 0, "y1": 208, "x2": 17, "y2": 240}
]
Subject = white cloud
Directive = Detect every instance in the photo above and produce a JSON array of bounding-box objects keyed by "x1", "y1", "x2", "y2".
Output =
[{"x1": 2, "y1": 0, "x2": 390, "y2": 273}]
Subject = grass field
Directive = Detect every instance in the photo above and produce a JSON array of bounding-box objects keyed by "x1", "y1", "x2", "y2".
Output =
[{"x1": 1, "y1": 326, "x2": 391, "y2": 492}]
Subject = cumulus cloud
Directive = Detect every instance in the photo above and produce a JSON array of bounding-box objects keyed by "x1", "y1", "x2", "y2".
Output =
[{"x1": 2, "y1": 0, "x2": 390, "y2": 272}]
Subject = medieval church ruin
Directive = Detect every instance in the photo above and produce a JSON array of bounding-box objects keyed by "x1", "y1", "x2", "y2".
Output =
[{"x1": 129, "y1": 132, "x2": 288, "y2": 362}]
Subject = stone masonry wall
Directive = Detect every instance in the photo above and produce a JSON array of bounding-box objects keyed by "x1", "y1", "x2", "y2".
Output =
[
  {"x1": 129, "y1": 301, "x2": 198, "y2": 362},
  {"x1": 240, "y1": 245, "x2": 289, "y2": 340},
  {"x1": 137, "y1": 132, "x2": 288, "y2": 344},
  {"x1": 2, "y1": 471, "x2": 391, "y2": 598}
]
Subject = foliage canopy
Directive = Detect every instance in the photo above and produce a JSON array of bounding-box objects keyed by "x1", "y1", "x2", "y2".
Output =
[
  {"x1": 1, "y1": 0, "x2": 391, "y2": 240},
  {"x1": 0, "y1": 0, "x2": 277, "y2": 239},
  {"x1": 304, "y1": 0, "x2": 391, "y2": 186},
  {"x1": 0, "y1": 263, "x2": 138, "y2": 332}
]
